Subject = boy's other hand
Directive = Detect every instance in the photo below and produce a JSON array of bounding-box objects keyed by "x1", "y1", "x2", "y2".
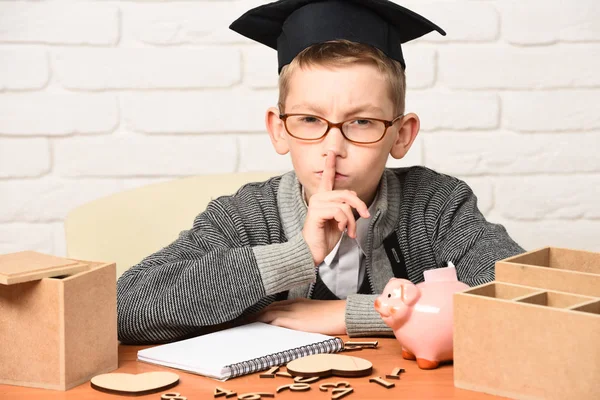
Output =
[
  {"x1": 302, "y1": 151, "x2": 370, "y2": 266},
  {"x1": 255, "y1": 299, "x2": 346, "y2": 335}
]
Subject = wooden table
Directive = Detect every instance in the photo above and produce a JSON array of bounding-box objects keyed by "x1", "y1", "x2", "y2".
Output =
[{"x1": 0, "y1": 336, "x2": 505, "y2": 399}]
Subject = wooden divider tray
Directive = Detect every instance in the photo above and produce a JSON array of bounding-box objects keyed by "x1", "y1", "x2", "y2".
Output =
[{"x1": 453, "y1": 247, "x2": 600, "y2": 400}]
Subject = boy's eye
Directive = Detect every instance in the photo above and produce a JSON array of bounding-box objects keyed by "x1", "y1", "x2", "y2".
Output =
[
  {"x1": 387, "y1": 293, "x2": 391, "y2": 298},
  {"x1": 299, "y1": 116, "x2": 320, "y2": 123},
  {"x1": 350, "y1": 119, "x2": 373, "y2": 126}
]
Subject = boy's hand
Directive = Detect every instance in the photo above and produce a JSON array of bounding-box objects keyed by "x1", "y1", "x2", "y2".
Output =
[
  {"x1": 302, "y1": 151, "x2": 370, "y2": 266},
  {"x1": 255, "y1": 299, "x2": 346, "y2": 335}
]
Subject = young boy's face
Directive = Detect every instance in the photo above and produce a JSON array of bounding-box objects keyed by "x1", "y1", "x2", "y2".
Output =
[{"x1": 267, "y1": 62, "x2": 419, "y2": 206}]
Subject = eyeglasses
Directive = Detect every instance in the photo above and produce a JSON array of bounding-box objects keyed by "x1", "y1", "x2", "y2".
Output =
[{"x1": 279, "y1": 113, "x2": 404, "y2": 144}]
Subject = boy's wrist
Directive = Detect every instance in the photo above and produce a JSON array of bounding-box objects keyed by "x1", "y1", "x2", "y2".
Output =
[
  {"x1": 252, "y1": 232, "x2": 316, "y2": 295},
  {"x1": 345, "y1": 294, "x2": 394, "y2": 337}
]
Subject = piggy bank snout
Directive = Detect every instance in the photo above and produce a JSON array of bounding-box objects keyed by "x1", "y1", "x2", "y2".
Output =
[
  {"x1": 374, "y1": 298, "x2": 381, "y2": 309},
  {"x1": 380, "y1": 280, "x2": 421, "y2": 306}
]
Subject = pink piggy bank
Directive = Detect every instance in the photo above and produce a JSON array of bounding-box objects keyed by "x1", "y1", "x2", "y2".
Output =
[{"x1": 374, "y1": 263, "x2": 469, "y2": 369}]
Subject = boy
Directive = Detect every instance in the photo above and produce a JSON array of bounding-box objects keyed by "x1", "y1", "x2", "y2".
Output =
[{"x1": 117, "y1": 0, "x2": 524, "y2": 345}]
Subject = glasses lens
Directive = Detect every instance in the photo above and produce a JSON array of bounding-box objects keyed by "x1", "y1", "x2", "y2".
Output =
[
  {"x1": 285, "y1": 115, "x2": 328, "y2": 139},
  {"x1": 343, "y1": 119, "x2": 386, "y2": 143}
]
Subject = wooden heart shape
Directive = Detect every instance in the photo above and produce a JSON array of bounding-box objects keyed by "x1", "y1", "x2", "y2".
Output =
[
  {"x1": 286, "y1": 354, "x2": 372, "y2": 377},
  {"x1": 91, "y1": 371, "x2": 179, "y2": 395}
]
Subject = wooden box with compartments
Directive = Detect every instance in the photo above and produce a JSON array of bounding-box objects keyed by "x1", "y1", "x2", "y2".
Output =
[{"x1": 453, "y1": 247, "x2": 600, "y2": 400}]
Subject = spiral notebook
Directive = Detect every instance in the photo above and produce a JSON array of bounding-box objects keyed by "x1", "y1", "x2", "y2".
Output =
[{"x1": 137, "y1": 322, "x2": 344, "y2": 380}]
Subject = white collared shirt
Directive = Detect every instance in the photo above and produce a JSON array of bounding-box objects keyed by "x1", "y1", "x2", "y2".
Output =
[{"x1": 302, "y1": 187, "x2": 378, "y2": 299}]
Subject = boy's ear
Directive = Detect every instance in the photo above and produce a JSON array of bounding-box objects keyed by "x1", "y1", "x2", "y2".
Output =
[
  {"x1": 266, "y1": 107, "x2": 290, "y2": 155},
  {"x1": 390, "y1": 113, "x2": 420, "y2": 159}
]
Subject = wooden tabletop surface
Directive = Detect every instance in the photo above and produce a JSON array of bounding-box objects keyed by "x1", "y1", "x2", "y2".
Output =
[{"x1": 0, "y1": 336, "x2": 506, "y2": 399}]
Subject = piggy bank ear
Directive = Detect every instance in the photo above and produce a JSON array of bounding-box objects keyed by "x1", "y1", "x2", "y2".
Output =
[{"x1": 401, "y1": 283, "x2": 420, "y2": 306}]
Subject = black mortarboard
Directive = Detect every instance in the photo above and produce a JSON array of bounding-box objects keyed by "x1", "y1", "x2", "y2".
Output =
[{"x1": 229, "y1": 0, "x2": 445, "y2": 73}]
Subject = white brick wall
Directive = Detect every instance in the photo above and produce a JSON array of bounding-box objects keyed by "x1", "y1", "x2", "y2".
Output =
[{"x1": 1, "y1": 0, "x2": 599, "y2": 257}]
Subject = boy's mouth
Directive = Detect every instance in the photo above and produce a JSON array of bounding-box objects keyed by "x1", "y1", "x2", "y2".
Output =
[{"x1": 316, "y1": 171, "x2": 348, "y2": 180}]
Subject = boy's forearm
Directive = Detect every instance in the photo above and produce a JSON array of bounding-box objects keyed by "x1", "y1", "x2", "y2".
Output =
[
  {"x1": 345, "y1": 294, "x2": 394, "y2": 337},
  {"x1": 252, "y1": 232, "x2": 316, "y2": 295},
  {"x1": 117, "y1": 231, "x2": 316, "y2": 344},
  {"x1": 117, "y1": 244, "x2": 264, "y2": 344}
]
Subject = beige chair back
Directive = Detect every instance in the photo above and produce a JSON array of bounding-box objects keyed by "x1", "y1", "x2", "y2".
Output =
[{"x1": 65, "y1": 172, "x2": 278, "y2": 279}]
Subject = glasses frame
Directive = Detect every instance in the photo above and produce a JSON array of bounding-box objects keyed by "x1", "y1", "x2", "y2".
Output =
[{"x1": 279, "y1": 113, "x2": 404, "y2": 144}]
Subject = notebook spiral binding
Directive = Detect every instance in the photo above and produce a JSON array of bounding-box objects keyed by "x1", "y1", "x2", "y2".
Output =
[{"x1": 226, "y1": 337, "x2": 344, "y2": 379}]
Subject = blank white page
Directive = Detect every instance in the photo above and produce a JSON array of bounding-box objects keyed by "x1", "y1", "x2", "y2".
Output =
[{"x1": 137, "y1": 322, "x2": 335, "y2": 379}]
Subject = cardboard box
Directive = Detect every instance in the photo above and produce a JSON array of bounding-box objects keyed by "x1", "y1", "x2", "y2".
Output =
[
  {"x1": 454, "y1": 247, "x2": 600, "y2": 400},
  {"x1": 0, "y1": 251, "x2": 118, "y2": 390}
]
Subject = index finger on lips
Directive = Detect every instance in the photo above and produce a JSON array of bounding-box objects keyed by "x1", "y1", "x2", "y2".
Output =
[
  {"x1": 318, "y1": 190, "x2": 370, "y2": 219},
  {"x1": 318, "y1": 151, "x2": 336, "y2": 193}
]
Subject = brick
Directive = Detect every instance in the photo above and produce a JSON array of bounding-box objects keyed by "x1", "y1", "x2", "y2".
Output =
[
  {"x1": 0, "y1": 93, "x2": 118, "y2": 135},
  {"x1": 0, "y1": 49, "x2": 48, "y2": 90},
  {"x1": 121, "y1": 0, "x2": 264, "y2": 45},
  {"x1": 424, "y1": 132, "x2": 600, "y2": 175},
  {"x1": 53, "y1": 224, "x2": 66, "y2": 258},
  {"x1": 237, "y1": 134, "x2": 294, "y2": 173},
  {"x1": 0, "y1": 3, "x2": 119, "y2": 45},
  {"x1": 401, "y1": 46, "x2": 436, "y2": 89},
  {"x1": 0, "y1": 223, "x2": 56, "y2": 255},
  {"x1": 0, "y1": 138, "x2": 50, "y2": 178},
  {"x1": 495, "y1": 219, "x2": 600, "y2": 253},
  {"x1": 54, "y1": 135, "x2": 237, "y2": 177},
  {"x1": 495, "y1": 176, "x2": 600, "y2": 220},
  {"x1": 502, "y1": 91, "x2": 600, "y2": 132},
  {"x1": 0, "y1": 177, "x2": 173, "y2": 225},
  {"x1": 123, "y1": 1, "x2": 496, "y2": 45},
  {"x1": 438, "y1": 45, "x2": 600, "y2": 89},
  {"x1": 122, "y1": 90, "x2": 277, "y2": 133},
  {"x1": 243, "y1": 47, "x2": 279, "y2": 89},
  {"x1": 408, "y1": 91, "x2": 499, "y2": 131},
  {"x1": 499, "y1": 0, "x2": 600, "y2": 45},
  {"x1": 404, "y1": 1, "x2": 499, "y2": 42},
  {"x1": 54, "y1": 48, "x2": 240, "y2": 90},
  {"x1": 0, "y1": 178, "x2": 125, "y2": 222}
]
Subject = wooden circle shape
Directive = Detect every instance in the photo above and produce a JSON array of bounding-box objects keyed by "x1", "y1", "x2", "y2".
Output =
[
  {"x1": 90, "y1": 372, "x2": 180, "y2": 395},
  {"x1": 287, "y1": 354, "x2": 373, "y2": 377}
]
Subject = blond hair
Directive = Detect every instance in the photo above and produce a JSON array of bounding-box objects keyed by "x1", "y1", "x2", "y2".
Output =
[{"x1": 278, "y1": 40, "x2": 406, "y2": 116}]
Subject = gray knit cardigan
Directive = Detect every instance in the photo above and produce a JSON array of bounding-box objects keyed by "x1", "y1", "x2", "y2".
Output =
[{"x1": 116, "y1": 167, "x2": 524, "y2": 344}]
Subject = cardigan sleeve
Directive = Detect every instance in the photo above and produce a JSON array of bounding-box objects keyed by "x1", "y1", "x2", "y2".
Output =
[
  {"x1": 117, "y1": 185, "x2": 315, "y2": 345},
  {"x1": 428, "y1": 179, "x2": 525, "y2": 286},
  {"x1": 344, "y1": 294, "x2": 394, "y2": 337}
]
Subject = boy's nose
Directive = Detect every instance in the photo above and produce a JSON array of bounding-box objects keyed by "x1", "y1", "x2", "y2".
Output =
[{"x1": 321, "y1": 126, "x2": 348, "y2": 158}]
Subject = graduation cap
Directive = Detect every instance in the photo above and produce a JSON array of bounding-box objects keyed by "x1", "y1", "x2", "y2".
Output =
[{"x1": 229, "y1": 0, "x2": 446, "y2": 73}]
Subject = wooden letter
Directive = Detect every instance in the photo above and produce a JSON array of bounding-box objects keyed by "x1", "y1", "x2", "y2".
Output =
[
  {"x1": 319, "y1": 381, "x2": 350, "y2": 392},
  {"x1": 237, "y1": 393, "x2": 275, "y2": 400},
  {"x1": 162, "y1": 394, "x2": 187, "y2": 400},
  {"x1": 386, "y1": 367, "x2": 405, "y2": 380},
  {"x1": 276, "y1": 383, "x2": 311, "y2": 393},
  {"x1": 341, "y1": 345, "x2": 362, "y2": 352},
  {"x1": 293, "y1": 376, "x2": 320, "y2": 383},
  {"x1": 275, "y1": 371, "x2": 293, "y2": 378},
  {"x1": 331, "y1": 387, "x2": 354, "y2": 399},
  {"x1": 369, "y1": 377, "x2": 395, "y2": 389},
  {"x1": 259, "y1": 366, "x2": 279, "y2": 378},
  {"x1": 214, "y1": 387, "x2": 237, "y2": 398}
]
